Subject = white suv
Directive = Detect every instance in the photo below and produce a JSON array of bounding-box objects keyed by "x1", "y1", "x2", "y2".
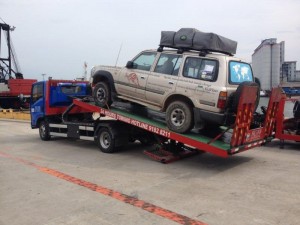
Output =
[{"x1": 90, "y1": 29, "x2": 258, "y2": 133}]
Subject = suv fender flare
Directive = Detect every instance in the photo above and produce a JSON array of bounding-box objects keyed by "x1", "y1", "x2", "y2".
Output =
[
  {"x1": 92, "y1": 70, "x2": 116, "y2": 93},
  {"x1": 163, "y1": 94, "x2": 195, "y2": 112}
]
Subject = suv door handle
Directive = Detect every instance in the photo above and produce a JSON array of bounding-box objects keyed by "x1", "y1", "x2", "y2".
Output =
[
  {"x1": 168, "y1": 81, "x2": 174, "y2": 85},
  {"x1": 140, "y1": 76, "x2": 145, "y2": 79}
]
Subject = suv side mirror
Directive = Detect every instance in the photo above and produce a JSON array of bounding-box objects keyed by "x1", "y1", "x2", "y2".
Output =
[{"x1": 126, "y1": 61, "x2": 134, "y2": 69}]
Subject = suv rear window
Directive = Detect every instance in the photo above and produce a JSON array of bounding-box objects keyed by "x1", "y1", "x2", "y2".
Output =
[
  {"x1": 229, "y1": 61, "x2": 253, "y2": 84},
  {"x1": 183, "y1": 57, "x2": 218, "y2": 81}
]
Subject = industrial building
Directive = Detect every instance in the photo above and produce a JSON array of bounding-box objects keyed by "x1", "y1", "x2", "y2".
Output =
[
  {"x1": 252, "y1": 38, "x2": 285, "y2": 91},
  {"x1": 252, "y1": 38, "x2": 300, "y2": 91}
]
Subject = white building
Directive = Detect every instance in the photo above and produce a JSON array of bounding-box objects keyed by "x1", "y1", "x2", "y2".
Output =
[
  {"x1": 282, "y1": 61, "x2": 297, "y2": 81},
  {"x1": 252, "y1": 38, "x2": 285, "y2": 91},
  {"x1": 296, "y1": 71, "x2": 300, "y2": 81}
]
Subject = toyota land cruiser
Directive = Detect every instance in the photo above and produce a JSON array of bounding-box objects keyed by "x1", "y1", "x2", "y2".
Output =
[{"x1": 90, "y1": 28, "x2": 259, "y2": 133}]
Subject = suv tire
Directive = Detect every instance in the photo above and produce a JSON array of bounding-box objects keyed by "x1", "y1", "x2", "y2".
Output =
[
  {"x1": 93, "y1": 82, "x2": 112, "y2": 108},
  {"x1": 166, "y1": 101, "x2": 194, "y2": 133}
]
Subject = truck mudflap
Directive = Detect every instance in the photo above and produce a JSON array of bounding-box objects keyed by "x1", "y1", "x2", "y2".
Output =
[{"x1": 71, "y1": 86, "x2": 283, "y2": 159}]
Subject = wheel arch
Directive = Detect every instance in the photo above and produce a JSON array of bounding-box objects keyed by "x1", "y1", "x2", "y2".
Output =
[
  {"x1": 95, "y1": 122, "x2": 129, "y2": 152},
  {"x1": 33, "y1": 116, "x2": 45, "y2": 129},
  {"x1": 94, "y1": 123, "x2": 114, "y2": 138},
  {"x1": 92, "y1": 70, "x2": 116, "y2": 93},
  {"x1": 163, "y1": 94, "x2": 195, "y2": 111}
]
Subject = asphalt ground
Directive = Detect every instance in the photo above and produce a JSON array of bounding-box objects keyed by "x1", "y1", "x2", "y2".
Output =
[{"x1": 1, "y1": 119, "x2": 300, "y2": 225}]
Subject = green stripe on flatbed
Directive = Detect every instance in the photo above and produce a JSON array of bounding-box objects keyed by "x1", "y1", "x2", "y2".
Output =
[
  {"x1": 111, "y1": 108, "x2": 230, "y2": 151},
  {"x1": 182, "y1": 132, "x2": 230, "y2": 150},
  {"x1": 111, "y1": 108, "x2": 166, "y2": 128}
]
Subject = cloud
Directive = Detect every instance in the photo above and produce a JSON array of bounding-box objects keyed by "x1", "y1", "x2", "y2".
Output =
[
  {"x1": 1, "y1": 0, "x2": 300, "y2": 79},
  {"x1": 277, "y1": 30, "x2": 294, "y2": 34}
]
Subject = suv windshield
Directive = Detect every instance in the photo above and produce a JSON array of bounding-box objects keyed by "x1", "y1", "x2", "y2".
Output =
[
  {"x1": 132, "y1": 52, "x2": 157, "y2": 71},
  {"x1": 229, "y1": 61, "x2": 253, "y2": 84}
]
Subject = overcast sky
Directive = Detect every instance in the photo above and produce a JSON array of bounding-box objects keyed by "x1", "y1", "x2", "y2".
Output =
[{"x1": 1, "y1": 0, "x2": 300, "y2": 80}]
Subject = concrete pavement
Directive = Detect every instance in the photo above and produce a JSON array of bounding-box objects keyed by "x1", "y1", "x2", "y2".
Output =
[{"x1": 1, "y1": 119, "x2": 300, "y2": 225}]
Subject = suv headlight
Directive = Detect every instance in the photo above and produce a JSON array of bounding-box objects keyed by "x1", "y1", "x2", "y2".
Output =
[
  {"x1": 90, "y1": 66, "x2": 96, "y2": 83},
  {"x1": 90, "y1": 66, "x2": 96, "y2": 77}
]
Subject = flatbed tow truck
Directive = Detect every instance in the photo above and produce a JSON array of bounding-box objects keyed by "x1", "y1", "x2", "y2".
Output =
[{"x1": 30, "y1": 79, "x2": 283, "y2": 163}]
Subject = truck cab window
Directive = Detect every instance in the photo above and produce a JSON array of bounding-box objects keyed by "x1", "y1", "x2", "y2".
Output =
[{"x1": 32, "y1": 83, "x2": 43, "y2": 103}]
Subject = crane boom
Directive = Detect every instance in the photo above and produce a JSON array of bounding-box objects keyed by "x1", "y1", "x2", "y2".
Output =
[{"x1": 0, "y1": 22, "x2": 36, "y2": 109}]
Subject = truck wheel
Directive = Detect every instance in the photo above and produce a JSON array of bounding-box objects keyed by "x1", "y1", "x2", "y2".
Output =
[
  {"x1": 96, "y1": 128, "x2": 115, "y2": 153},
  {"x1": 39, "y1": 121, "x2": 51, "y2": 141},
  {"x1": 166, "y1": 101, "x2": 193, "y2": 133},
  {"x1": 93, "y1": 82, "x2": 112, "y2": 108}
]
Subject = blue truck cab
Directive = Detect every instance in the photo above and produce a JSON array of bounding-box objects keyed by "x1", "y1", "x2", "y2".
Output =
[
  {"x1": 30, "y1": 80, "x2": 90, "y2": 129},
  {"x1": 30, "y1": 79, "x2": 133, "y2": 153}
]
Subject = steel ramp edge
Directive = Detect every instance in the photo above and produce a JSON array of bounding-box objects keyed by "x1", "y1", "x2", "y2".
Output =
[{"x1": 143, "y1": 148, "x2": 199, "y2": 164}]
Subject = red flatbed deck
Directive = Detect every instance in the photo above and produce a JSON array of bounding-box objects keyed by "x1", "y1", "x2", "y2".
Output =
[{"x1": 71, "y1": 86, "x2": 283, "y2": 157}]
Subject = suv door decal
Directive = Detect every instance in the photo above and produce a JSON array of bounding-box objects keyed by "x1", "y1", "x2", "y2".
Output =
[{"x1": 125, "y1": 73, "x2": 140, "y2": 86}]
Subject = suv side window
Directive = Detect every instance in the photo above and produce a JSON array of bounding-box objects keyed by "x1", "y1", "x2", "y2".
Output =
[
  {"x1": 132, "y1": 52, "x2": 157, "y2": 71},
  {"x1": 154, "y1": 53, "x2": 182, "y2": 75},
  {"x1": 183, "y1": 57, "x2": 218, "y2": 81}
]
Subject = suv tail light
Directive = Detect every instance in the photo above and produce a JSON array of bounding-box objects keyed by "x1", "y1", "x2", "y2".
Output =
[{"x1": 217, "y1": 91, "x2": 227, "y2": 109}]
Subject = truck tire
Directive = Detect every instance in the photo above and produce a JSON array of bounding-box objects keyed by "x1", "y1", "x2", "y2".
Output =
[
  {"x1": 96, "y1": 127, "x2": 115, "y2": 153},
  {"x1": 231, "y1": 81, "x2": 260, "y2": 113},
  {"x1": 93, "y1": 82, "x2": 112, "y2": 108},
  {"x1": 39, "y1": 121, "x2": 51, "y2": 141},
  {"x1": 166, "y1": 101, "x2": 193, "y2": 133}
]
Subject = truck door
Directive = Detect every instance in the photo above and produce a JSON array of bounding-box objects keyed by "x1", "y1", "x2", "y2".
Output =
[
  {"x1": 146, "y1": 53, "x2": 182, "y2": 105},
  {"x1": 30, "y1": 82, "x2": 45, "y2": 128},
  {"x1": 117, "y1": 51, "x2": 157, "y2": 100}
]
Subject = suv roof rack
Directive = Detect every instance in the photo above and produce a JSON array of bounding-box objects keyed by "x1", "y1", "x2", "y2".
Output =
[
  {"x1": 159, "y1": 28, "x2": 237, "y2": 56},
  {"x1": 156, "y1": 46, "x2": 231, "y2": 57}
]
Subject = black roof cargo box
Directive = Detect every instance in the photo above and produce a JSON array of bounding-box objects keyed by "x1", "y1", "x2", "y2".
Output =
[{"x1": 159, "y1": 28, "x2": 237, "y2": 55}]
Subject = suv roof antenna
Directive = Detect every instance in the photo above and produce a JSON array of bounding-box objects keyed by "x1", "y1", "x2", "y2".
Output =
[{"x1": 114, "y1": 43, "x2": 123, "y2": 67}]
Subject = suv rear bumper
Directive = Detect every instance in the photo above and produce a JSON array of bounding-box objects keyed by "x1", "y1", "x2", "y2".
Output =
[{"x1": 194, "y1": 108, "x2": 232, "y2": 127}]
